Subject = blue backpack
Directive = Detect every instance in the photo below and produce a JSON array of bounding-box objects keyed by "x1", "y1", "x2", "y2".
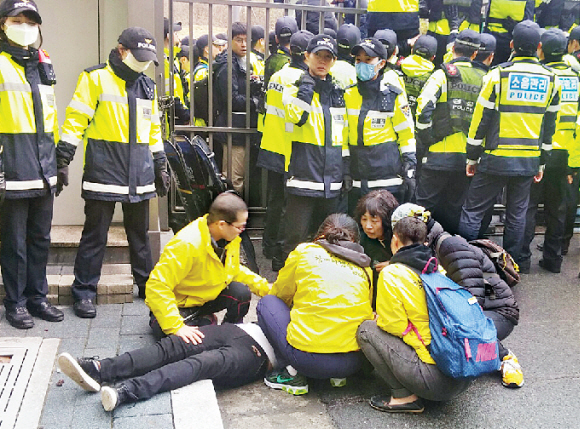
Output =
[{"x1": 404, "y1": 258, "x2": 500, "y2": 379}]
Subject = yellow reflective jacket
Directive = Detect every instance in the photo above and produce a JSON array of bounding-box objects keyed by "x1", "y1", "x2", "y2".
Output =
[
  {"x1": 257, "y1": 63, "x2": 306, "y2": 174},
  {"x1": 546, "y1": 61, "x2": 579, "y2": 161},
  {"x1": 486, "y1": 0, "x2": 535, "y2": 34},
  {"x1": 250, "y1": 51, "x2": 265, "y2": 77},
  {"x1": 146, "y1": 215, "x2": 270, "y2": 334},
  {"x1": 331, "y1": 59, "x2": 357, "y2": 90},
  {"x1": 564, "y1": 52, "x2": 580, "y2": 74},
  {"x1": 270, "y1": 242, "x2": 373, "y2": 353},
  {"x1": 165, "y1": 47, "x2": 185, "y2": 101},
  {"x1": 375, "y1": 246, "x2": 436, "y2": 365},
  {"x1": 0, "y1": 47, "x2": 59, "y2": 198},
  {"x1": 467, "y1": 57, "x2": 560, "y2": 176},
  {"x1": 344, "y1": 74, "x2": 416, "y2": 189},
  {"x1": 368, "y1": 0, "x2": 420, "y2": 32},
  {"x1": 58, "y1": 60, "x2": 164, "y2": 202},
  {"x1": 283, "y1": 73, "x2": 348, "y2": 198}
]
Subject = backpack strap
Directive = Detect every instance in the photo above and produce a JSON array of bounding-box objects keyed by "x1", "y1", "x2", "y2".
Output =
[
  {"x1": 422, "y1": 257, "x2": 438, "y2": 274},
  {"x1": 402, "y1": 321, "x2": 426, "y2": 346}
]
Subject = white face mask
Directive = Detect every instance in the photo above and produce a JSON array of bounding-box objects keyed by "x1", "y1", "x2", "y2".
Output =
[
  {"x1": 4, "y1": 23, "x2": 39, "y2": 47},
  {"x1": 122, "y1": 51, "x2": 152, "y2": 73}
]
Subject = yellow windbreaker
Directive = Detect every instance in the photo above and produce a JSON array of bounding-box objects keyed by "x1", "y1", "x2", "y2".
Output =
[
  {"x1": 270, "y1": 242, "x2": 374, "y2": 353},
  {"x1": 376, "y1": 262, "x2": 436, "y2": 364},
  {"x1": 146, "y1": 215, "x2": 270, "y2": 334}
]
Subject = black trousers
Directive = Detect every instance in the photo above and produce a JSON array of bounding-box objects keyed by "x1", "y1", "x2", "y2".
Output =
[
  {"x1": 521, "y1": 166, "x2": 568, "y2": 268},
  {"x1": 563, "y1": 171, "x2": 580, "y2": 251},
  {"x1": 282, "y1": 193, "x2": 339, "y2": 260},
  {"x1": 149, "y1": 282, "x2": 252, "y2": 337},
  {"x1": 459, "y1": 173, "x2": 533, "y2": 264},
  {"x1": 72, "y1": 199, "x2": 152, "y2": 301},
  {"x1": 416, "y1": 169, "x2": 470, "y2": 236},
  {"x1": 488, "y1": 31, "x2": 512, "y2": 66},
  {"x1": 262, "y1": 170, "x2": 285, "y2": 257},
  {"x1": 427, "y1": 31, "x2": 449, "y2": 67},
  {"x1": 1, "y1": 194, "x2": 53, "y2": 310},
  {"x1": 99, "y1": 324, "x2": 270, "y2": 402}
]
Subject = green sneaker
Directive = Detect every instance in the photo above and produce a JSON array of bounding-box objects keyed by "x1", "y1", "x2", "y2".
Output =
[{"x1": 264, "y1": 368, "x2": 309, "y2": 395}]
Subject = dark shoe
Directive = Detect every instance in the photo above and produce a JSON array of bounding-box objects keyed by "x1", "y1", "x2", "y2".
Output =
[
  {"x1": 6, "y1": 307, "x2": 34, "y2": 329},
  {"x1": 58, "y1": 352, "x2": 101, "y2": 392},
  {"x1": 518, "y1": 259, "x2": 531, "y2": 274},
  {"x1": 137, "y1": 285, "x2": 146, "y2": 299},
  {"x1": 262, "y1": 246, "x2": 275, "y2": 260},
  {"x1": 369, "y1": 395, "x2": 424, "y2": 413},
  {"x1": 272, "y1": 256, "x2": 285, "y2": 272},
  {"x1": 539, "y1": 259, "x2": 561, "y2": 273},
  {"x1": 186, "y1": 313, "x2": 217, "y2": 327},
  {"x1": 101, "y1": 384, "x2": 132, "y2": 411},
  {"x1": 73, "y1": 299, "x2": 97, "y2": 319},
  {"x1": 27, "y1": 302, "x2": 64, "y2": 322}
]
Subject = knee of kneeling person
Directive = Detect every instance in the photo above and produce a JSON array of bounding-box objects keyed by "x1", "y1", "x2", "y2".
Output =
[{"x1": 227, "y1": 282, "x2": 252, "y2": 302}]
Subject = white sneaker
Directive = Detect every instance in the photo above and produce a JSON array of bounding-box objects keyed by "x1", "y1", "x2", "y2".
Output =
[
  {"x1": 57, "y1": 353, "x2": 101, "y2": 392},
  {"x1": 101, "y1": 386, "x2": 119, "y2": 411}
]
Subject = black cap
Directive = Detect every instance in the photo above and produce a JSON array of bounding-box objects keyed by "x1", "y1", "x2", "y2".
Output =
[
  {"x1": 513, "y1": 20, "x2": 541, "y2": 53},
  {"x1": 275, "y1": 16, "x2": 298, "y2": 38},
  {"x1": 118, "y1": 27, "x2": 159, "y2": 66},
  {"x1": 413, "y1": 35, "x2": 438, "y2": 58},
  {"x1": 337, "y1": 23, "x2": 361, "y2": 51},
  {"x1": 307, "y1": 34, "x2": 338, "y2": 57},
  {"x1": 454, "y1": 29, "x2": 481, "y2": 49},
  {"x1": 374, "y1": 29, "x2": 397, "y2": 53},
  {"x1": 176, "y1": 45, "x2": 190, "y2": 58},
  {"x1": 290, "y1": 30, "x2": 314, "y2": 54},
  {"x1": 252, "y1": 25, "x2": 265, "y2": 43},
  {"x1": 542, "y1": 28, "x2": 567, "y2": 57},
  {"x1": 351, "y1": 37, "x2": 388, "y2": 60},
  {"x1": 569, "y1": 26, "x2": 580, "y2": 42},
  {"x1": 478, "y1": 33, "x2": 497, "y2": 53},
  {"x1": 180, "y1": 36, "x2": 191, "y2": 47},
  {"x1": 0, "y1": 0, "x2": 41, "y2": 24},
  {"x1": 163, "y1": 17, "x2": 182, "y2": 38},
  {"x1": 323, "y1": 28, "x2": 337, "y2": 40}
]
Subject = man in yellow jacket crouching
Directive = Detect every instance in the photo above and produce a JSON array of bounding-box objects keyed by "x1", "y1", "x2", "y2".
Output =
[{"x1": 146, "y1": 193, "x2": 271, "y2": 343}]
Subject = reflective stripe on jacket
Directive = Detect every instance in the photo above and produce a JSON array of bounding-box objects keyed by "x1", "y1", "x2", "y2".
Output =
[
  {"x1": 270, "y1": 242, "x2": 373, "y2": 353},
  {"x1": 146, "y1": 215, "x2": 270, "y2": 335},
  {"x1": 283, "y1": 73, "x2": 348, "y2": 198},
  {"x1": 59, "y1": 62, "x2": 164, "y2": 202},
  {"x1": 367, "y1": 0, "x2": 420, "y2": 31},
  {"x1": 257, "y1": 63, "x2": 306, "y2": 173},
  {"x1": 486, "y1": 0, "x2": 535, "y2": 33},
  {"x1": 467, "y1": 57, "x2": 560, "y2": 176},
  {"x1": 344, "y1": 74, "x2": 416, "y2": 188},
  {"x1": 0, "y1": 48, "x2": 58, "y2": 198},
  {"x1": 416, "y1": 59, "x2": 486, "y2": 171}
]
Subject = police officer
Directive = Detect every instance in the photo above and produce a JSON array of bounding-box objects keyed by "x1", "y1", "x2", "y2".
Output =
[
  {"x1": 374, "y1": 29, "x2": 406, "y2": 90},
  {"x1": 400, "y1": 35, "x2": 438, "y2": 118},
  {"x1": 0, "y1": 0, "x2": 64, "y2": 329},
  {"x1": 279, "y1": 34, "x2": 348, "y2": 267},
  {"x1": 458, "y1": 21, "x2": 560, "y2": 265},
  {"x1": 163, "y1": 18, "x2": 189, "y2": 125},
  {"x1": 484, "y1": 0, "x2": 535, "y2": 65},
  {"x1": 344, "y1": 38, "x2": 417, "y2": 212},
  {"x1": 264, "y1": 16, "x2": 298, "y2": 88},
  {"x1": 367, "y1": 0, "x2": 420, "y2": 57},
  {"x1": 564, "y1": 26, "x2": 580, "y2": 73},
  {"x1": 521, "y1": 28, "x2": 579, "y2": 273},
  {"x1": 424, "y1": 0, "x2": 483, "y2": 66},
  {"x1": 256, "y1": 30, "x2": 313, "y2": 268},
  {"x1": 250, "y1": 25, "x2": 265, "y2": 77},
  {"x1": 57, "y1": 28, "x2": 170, "y2": 318},
  {"x1": 331, "y1": 23, "x2": 361, "y2": 90},
  {"x1": 415, "y1": 30, "x2": 486, "y2": 235}
]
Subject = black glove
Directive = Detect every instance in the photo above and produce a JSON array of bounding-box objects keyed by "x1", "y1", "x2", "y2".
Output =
[
  {"x1": 404, "y1": 177, "x2": 416, "y2": 203},
  {"x1": 155, "y1": 169, "x2": 171, "y2": 198},
  {"x1": 56, "y1": 166, "x2": 69, "y2": 197},
  {"x1": 341, "y1": 174, "x2": 353, "y2": 197}
]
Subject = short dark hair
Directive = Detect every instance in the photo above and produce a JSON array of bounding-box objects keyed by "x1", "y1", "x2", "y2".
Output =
[
  {"x1": 277, "y1": 34, "x2": 292, "y2": 47},
  {"x1": 474, "y1": 51, "x2": 493, "y2": 63},
  {"x1": 207, "y1": 192, "x2": 248, "y2": 224},
  {"x1": 316, "y1": 213, "x2": 360, "y2": 244},
  {"x1": 454, "y1": 44, "x2": 477, "y2": 58},
  {"x1": 355, "y1": 190, "x2": 399, "y2": 237},
  {"x1": 231, "y1": 22, "x2": 247, "y2": 40},
  {"x1": 393, "y1": 216, "x2": 427, "y2": 246}
]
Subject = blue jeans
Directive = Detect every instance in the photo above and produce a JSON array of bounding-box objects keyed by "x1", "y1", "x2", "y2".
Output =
[{"x1": 257, "y1": 295, "x2": 365, "y2": 379}]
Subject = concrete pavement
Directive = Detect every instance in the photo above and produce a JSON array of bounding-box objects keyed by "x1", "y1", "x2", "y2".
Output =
[{"x1": 1, "y1": 235, "x2": 578, "y2": 428}]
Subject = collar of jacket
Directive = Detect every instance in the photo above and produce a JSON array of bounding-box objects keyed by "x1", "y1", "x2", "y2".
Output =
[
  {"x1": 252, "y1": 49, "x2": 264, "y2": 60},
  {"x1": 315, "y1": 239, "x2": 371, "y2": 268},
  {"x1": 390, "y1": 243, "x2": 434, "y2": 272},
  {"x1": 511, "y1": 56, "x2": 540, "y2": 64},
  {"x1": 200, "y1": 214, "x2": 240, "y2": 263},
  {"x1": 357, "y1": 74, "x2": 382, "y2": 98},
  {"x1": 472, "y1": 61, "x2": 489, "y2": 72},
  {"x1": 543, "y1": 60, "x2": 567, "y2": 69},
  {"x1": 109, "y1": 48, "x2": 141, "y2": 82},
  {"x1": 277, "y1": 46, "x2": 291, "y2": 56},
  {"x1": 290, "y1": 60, "x2": 309, "y2": 71},
  {"x1": 0, "y1": 42, "x2": 38, "y2": 65}
]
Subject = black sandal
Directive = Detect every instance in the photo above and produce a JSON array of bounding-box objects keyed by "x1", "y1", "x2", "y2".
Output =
[{"x1": 369, "y1": 395, "x2": 425, "y2": 413}]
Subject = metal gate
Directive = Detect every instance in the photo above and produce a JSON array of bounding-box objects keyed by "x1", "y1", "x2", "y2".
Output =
[{"x1": 160, "y1": 0, "x2": 366, "y2": 230}]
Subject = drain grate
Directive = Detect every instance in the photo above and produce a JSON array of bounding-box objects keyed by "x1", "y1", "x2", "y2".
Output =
[{"x1": 0, "y1": 337, "x2": 59, "y2": 429}]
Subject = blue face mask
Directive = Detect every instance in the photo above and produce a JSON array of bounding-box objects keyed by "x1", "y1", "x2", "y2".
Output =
[{"x1": 356, "y1": 61, "x2": 378, "y2": 81}]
